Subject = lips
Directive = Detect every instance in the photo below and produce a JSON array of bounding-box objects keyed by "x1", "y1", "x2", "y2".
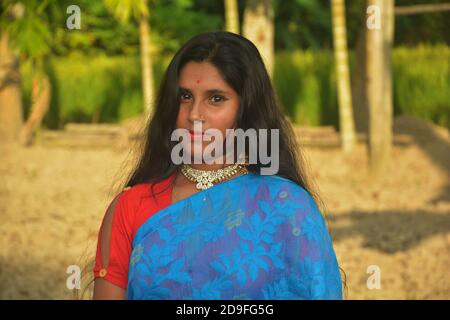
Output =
[
  {"x1": 188, "y1": 129, "x2": 204, "y2": 135},
  {"x1": 188, "y1": 129, "x2": 204, "y2": 140}
]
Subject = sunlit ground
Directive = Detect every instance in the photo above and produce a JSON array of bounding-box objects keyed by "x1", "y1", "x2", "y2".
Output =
[{"x1": 0, "y1": 115, "x2": 449, "y2": 299}]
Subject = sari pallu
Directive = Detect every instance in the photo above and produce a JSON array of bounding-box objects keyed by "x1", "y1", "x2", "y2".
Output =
[{"x1": 126, "y1": 173, "x2": 343, "y2": 300}]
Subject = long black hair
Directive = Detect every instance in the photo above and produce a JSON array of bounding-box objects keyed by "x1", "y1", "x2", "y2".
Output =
[
  {"x1": 105, "y1": 31, "x2": 347, "y2": 298},
  {"x1": 123, "y1": 31, "x2": 318, "y2": 203}
]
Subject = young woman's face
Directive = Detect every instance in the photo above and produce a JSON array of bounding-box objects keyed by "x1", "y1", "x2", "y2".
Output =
[{"x1": 176, "y1": 61, "x2": 240, "y2": 159}]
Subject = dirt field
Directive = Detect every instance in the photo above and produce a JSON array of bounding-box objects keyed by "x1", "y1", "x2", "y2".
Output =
[{"x1": 0, "y1": 115, "x2": 449, "y2": 299}]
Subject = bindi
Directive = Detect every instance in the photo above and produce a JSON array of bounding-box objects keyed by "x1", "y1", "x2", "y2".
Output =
[{"x1": 196, "y1": 80, "x2": 201, "y2": 84}]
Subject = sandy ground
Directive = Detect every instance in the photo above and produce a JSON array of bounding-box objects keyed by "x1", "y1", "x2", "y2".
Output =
[{"x1": 0, "y1": 115, "x2": 449, "y2": 300}]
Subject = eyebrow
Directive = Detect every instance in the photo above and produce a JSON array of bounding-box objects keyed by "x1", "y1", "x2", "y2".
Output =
[{"x1": 179, "y1": 87, "x2": 230, "y2": 95}]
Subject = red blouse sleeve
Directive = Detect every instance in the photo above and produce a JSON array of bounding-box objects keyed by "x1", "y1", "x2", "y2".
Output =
[
  {"x1": 93, "y1": 187, "x2": 136, "y2": 289},
  {"x1": 92, "y1": 176, "x2": 175, "y2": 290}
]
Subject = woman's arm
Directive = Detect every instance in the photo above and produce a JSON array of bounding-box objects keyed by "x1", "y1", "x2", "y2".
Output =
[
  {"x1": 92, "y1": 190, "x2": 133, "y2": 300},
  {"x1": 93, "y1": 278, "x2": 126, "y2": 300}
]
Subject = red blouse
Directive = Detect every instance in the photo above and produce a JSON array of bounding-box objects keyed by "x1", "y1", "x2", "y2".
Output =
[{"x1": 93, "y1": 174, "x2": 176, "y2": 289}]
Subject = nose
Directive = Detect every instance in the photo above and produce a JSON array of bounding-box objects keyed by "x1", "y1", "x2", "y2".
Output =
[{"x1": 188, "y1": 99, "x2": 205, "y2": 123}]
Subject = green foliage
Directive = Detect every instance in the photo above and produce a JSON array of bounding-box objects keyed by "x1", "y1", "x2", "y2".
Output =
[
  {"x1": 274, "y1": 50, "x2": 338, "y2": 127},
  {"x1": 3, "y1": 0, "x2": 449, "y2": 59},
  {"x1": 50, "y1": 0, "x2": 140, "y2": 56},
  {"x1": 48, "y1": 0, "x2": 221, "y2": 56},
  {"x1": 20, "y1": 46, "x2": 449, "y2": 129},
  {"x1": 395, "y1": 0, "x2": 450, "y2": 46},
  {"x1": 1, "y1": 0, "x2": 52, "y2": 61},
  {"x1": 274, "y1": 0, "x2": 332, "y2": 50},
  {"x1": 103, "y1": 0, "x2": 149, "y2": 23},
  {"x1": 49, "y1": 54, "x2": 131, "y2": 126},
  {"x1": 275, "y1": 46, "x2": 449, "y2": 128},
  {"x1": 393, "y1": 44, "x2": 450, "y2": 128},
  {"x1": 273, "y1": 0, "x2": 450, "y2": 50},
  {"x1": 150, "y1": 0, "x2": 222, "y2": 55},
  {"x1": 20, "y1": 54, "x2": 169, "y2": 128}
]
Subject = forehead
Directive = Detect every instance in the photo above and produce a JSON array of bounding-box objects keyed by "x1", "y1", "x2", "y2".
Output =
[{"x1": 178, "y1": 61, "x2": 229, "y2": 88}]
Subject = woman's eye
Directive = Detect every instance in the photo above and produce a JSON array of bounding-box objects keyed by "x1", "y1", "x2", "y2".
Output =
[
  {"x1": 180, "y1": 93, "x2": 191, "y2": 101},
  {"x1": 210, "y1": 95, "x2": 227, "y2": 104}
]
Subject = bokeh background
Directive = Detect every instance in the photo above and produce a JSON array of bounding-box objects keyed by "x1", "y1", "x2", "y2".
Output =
[{"x1": 0, "y1": 0, "x2": 449, "y2": 299}]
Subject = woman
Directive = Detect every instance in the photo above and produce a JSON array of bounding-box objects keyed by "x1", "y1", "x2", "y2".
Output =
[{"x1": 93, "y1": 31, "x2": 343, "y2": 300}]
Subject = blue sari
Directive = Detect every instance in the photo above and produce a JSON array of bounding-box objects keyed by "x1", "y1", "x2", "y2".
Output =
[{"x1": 126, "y1": 173, "x2": 342, "y2": 299}]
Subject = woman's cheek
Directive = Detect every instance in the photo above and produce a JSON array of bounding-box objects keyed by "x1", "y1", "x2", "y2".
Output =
[{"x1": 176, "y1": 106, "x2": 188, "y2": 125}]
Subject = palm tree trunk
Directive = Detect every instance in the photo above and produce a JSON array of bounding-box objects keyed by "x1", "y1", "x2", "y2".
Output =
[
  {"x1": 381, "y1": 0, "x2": 394, "y2": 175},
  {"x1": 242, "y1": 0, "x2": 274, "y2": 77},
  {"x1": 19, "y1": 72, "x2": 51, "y2": 146},
  {"x1": 225, "y1": 0, "x2": 240, "y2": 34},
  {"x1": 331, "y1": 0, "x2": 356, "y2": 154},
  {"x1": 366, "y1": 0, "x2": 394, "y2": 181},
  {"x1": 0, "y1": 31, "x2": 23, "y2": 142},
  {"x1": 139, "y1": 11, "x2": 154, "y2": 117},
  {"x1": 352, "y1": 13, "x2": 369, "y2": 134}
]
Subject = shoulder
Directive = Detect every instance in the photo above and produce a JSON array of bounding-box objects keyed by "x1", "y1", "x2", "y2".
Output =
[
  {"x1": 121, "y1": 183, "x2": 152, "y2": 199},
  {"x1": 244, "y1": 173, "x2": 323, "y2": 218},
  {"x1": 119, "y1": 176, "x2": 172, "y2": 198},
  {"x1": 245, "y1": 173, "x2": 313, "y2": 201},
  {"x1": 121, "y1": 176, "x2": 174, "y2": 204},
  {"x1": 115, "y1": 176, "x2": 174, "y2": 219},
  {"x1": 104, "y1": 183, "x2": 155, "y2": 222},
  {"x1": 114, "y1": 183, "x2": 150, "y2": 207}
]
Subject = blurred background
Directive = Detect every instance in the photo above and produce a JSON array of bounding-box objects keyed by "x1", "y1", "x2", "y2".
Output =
[{"x1": 0, "y1": 0, "x2": 449, "y2": 299}]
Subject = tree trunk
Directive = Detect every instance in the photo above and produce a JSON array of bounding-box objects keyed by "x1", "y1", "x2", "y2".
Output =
[
  {"x1": 225, "y1": 0, "x2": 240, "y2": 34},
  {"x1": 352, "y1": 16, "x2": 369, "y2": 134},
  {"x1": 18, "y1": 72, "x2": 51, "y2": 146},
  {"x1": 382, "y1": 0, "x2": 394, "y2": 172},
  {"x1": 242, "y1": 0, "x2": 274, "y2": 77},
  {"x1": 331, "y1": 0, "x2": 356, "y2": 154},
  {"x1": 0, "y1": 31, "x2": 23, "y2": 142},
  {"x1": 139, "y1": 10, "x2": 154, "y2": 117},
  {"x1": 366, "y1": 0, "x2": 394, "y2": 181}
]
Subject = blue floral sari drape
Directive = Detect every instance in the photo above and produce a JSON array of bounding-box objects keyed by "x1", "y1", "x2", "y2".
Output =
[{"x1": 126, "y1": 173, "x2": 342, "y2": 299}]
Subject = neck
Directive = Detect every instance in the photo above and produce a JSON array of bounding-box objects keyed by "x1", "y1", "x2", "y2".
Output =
[
  {"x1": 187, "y1": 163, "x2": 230, "y2": 171},
  {"x1": 186, "y1": 153, "x2": 248, "y2": 171}
]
